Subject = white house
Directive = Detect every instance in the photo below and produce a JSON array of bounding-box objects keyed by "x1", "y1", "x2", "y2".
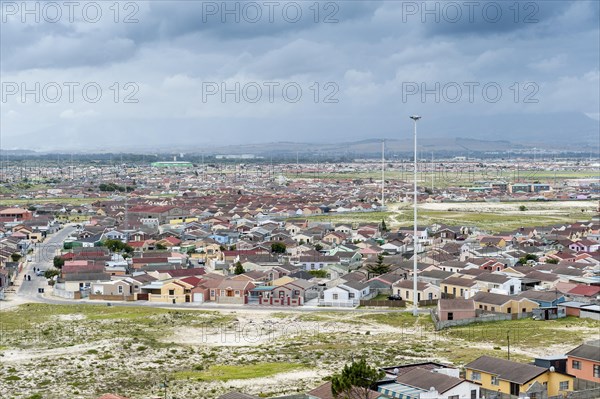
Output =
[
  {"x1": 320, "y1": 286, "x2": 357, "y2": 307},
  {"x1": 475, "y1": 273, "x2": 522, "y2": 295},
  {"x1": 379, "y1": 367, "x2": 481, "y2": 399},
  {"x1": 320, "y1": 281, "x2": 370, "y2": 307}
]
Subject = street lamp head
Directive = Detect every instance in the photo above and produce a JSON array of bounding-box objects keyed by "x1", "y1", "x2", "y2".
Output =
[{"x1": 410, "y1": 115, "x2": 421, "y2": 121}]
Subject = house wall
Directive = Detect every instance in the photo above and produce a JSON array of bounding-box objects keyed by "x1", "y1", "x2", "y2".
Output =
[
  {"x1": 438, "y1": 308, "x2": 476, "y2": 321},
  {"x1": 474, "y1": 299, "x2": 538, "y2": 314},
  {"x1": 567, "y1": 356, "x2": 600, "y2": 383},
  {"x1": 394, "y1": 286, "x2": 440, "y2": 302},
  {"x1": 441, "y1": 283, "x2": 477, "y2": 298}
]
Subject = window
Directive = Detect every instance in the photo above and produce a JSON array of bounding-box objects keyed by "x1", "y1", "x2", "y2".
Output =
[
  {"x1": 332, "y1": 293, "x2": 338, "y2": 300},
  {"x1": 453, "y1": 287, "x2": 456, "y2": 295},
  {"x1": 349, "y1": 293, "x2": 355, "y2": 299},
  {"x1": 594, "y1": 365, "x2": 600, "y2": 378},
  {"x1": 507, "y1": 307, "x2": 511, "y2": 314},
  {"x1": 572, "y1": 360, "x2": 581, "y2": 370},
  {"x1": 491, "y1": 307, "x2": 496, "y2": 312},
  {"x1": 210, "y1": 289, "x2": 215, "y2": 297},
  {"x1": 471, "y1": 371, "x2": 481, "y2": 381},
  {"x1": 406, "y1": 290, "x2": 409, "y2": 298},
  {"x1": 448, "y1": 312, "x2": 454, "y2": 321},
  {"x1": 118, "y1": 286, "x2": 123, "y2": 294},
  {"x1": 168, "y1": 289, "x2": 175, "y2": 296},
  {"x1": 449, "y1": 396, "x2": 459, "y2": 399},
  {"x1": 470, "y1": 390, "x2": 477, "y2": 399},
  {"x1": 559, "y1": 381, "x2": 569, "y2": 391},
  {"x1": 491, "y1": 376, "x2": 499, "y2": 386}
]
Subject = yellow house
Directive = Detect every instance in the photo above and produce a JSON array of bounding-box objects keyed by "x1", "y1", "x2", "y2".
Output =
[
  {"x1": 472, "y1": 292, "x2": 539, "y2": 315},
  {"x1": 145, "y1": 279, "x2": 194, "y2": 304},
  {"x1": 440, "y1": 276, "x2": 479, "y2": 299},
  {"x1": 466, "y1": 355, "x2": 574, "y2": 397}
]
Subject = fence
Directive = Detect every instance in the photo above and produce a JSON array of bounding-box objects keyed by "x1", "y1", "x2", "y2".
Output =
[
  {"x1": 319, "y1": 300, "x2": 358, "y2": 307},
  {"x1": 360, "y1": 299, "x2": 406, "y2": 307}
]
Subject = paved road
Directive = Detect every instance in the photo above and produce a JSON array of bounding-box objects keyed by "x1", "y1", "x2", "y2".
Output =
[{"x1": 17, "y1": 225, "x2": 77, "y2": 299}]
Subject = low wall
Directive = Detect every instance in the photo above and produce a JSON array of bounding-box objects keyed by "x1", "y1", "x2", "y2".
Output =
[
  {"x1": 89, "y1": 294, "x2": 135, "y2": 301},
  {"x1": 360, "y1": 299, "x2": 406, "y2": 307},
  {"x1": 52, "y1": 288, "x2": 81, "y2": 300}
]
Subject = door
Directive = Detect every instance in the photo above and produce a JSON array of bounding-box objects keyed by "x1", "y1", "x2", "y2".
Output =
[
  {"x1": 510, "y1": 382, "x2": 519, "y2": 396},
  {"x1": 193, "y1": 293, "x2": 204, "y2": 303}
]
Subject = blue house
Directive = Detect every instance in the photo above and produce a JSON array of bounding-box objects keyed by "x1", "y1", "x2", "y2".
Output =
[
  {"x1": 208, "y1": 233, "x2": 230, "y2": 245},
  {"x1": 519, "y1": 290, "x2": 566, "y2": 307}
]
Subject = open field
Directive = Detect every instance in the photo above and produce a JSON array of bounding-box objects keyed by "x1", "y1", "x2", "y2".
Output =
[
  {"x1": 393, "y1": 200, "x2": 598, "y2": 232},
  {"x1": 287, "y1": 211, "x2": 392, "y2": 225},
  {"x1": 283, "y1": 169, "x2": 599, "y2": 188},
  {"x1": 1, "y1": 303, "x2": 598, "y2": 399},
  {"x1": 285, "y1": 200, "x2": 597, "y2": 232}
]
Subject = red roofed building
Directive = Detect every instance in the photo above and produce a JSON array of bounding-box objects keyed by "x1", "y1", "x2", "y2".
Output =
[
  {"x1": 0, "y1": 208, "x2": 33, "y2": 222},
  {"x1": 568, "y1": 285, "x2": 600, "y2": 299}
]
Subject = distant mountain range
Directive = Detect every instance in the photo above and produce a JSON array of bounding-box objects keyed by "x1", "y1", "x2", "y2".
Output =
[{"x1": 1, "y1": 112, "x2": 597, "y2": 155}]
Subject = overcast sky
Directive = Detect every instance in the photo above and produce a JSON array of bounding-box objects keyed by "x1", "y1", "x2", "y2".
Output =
[{"x1": 1, "y1": 0, "x2": 598, "y2": 151}]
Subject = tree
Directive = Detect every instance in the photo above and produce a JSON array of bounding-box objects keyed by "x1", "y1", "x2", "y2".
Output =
[
  {"x1": 546, "y1": 257, "x2": 559, "y2": 264},
  {"x1": 234, "y1": 261, "x2": 245, "y2": 275},
  {"x1": 380, "y1": 219, "x2": 388, "y2": 232},
  {"x1": 156, "y1": 243, "x2": 167, "y2": 250},
  {"x1": 519, "y1": 254, "x2": 539, "y2": 265},
  {"x1": 271, "y1": 242, "x2": 287, "y2": 254},
  {"x1": 330, "y1": 358, "x2": 384, "y2": 399},
  {"x1": 10, "y1": 253, "x2": 22, "y2": 262},
  {"x1": 519, "y1": 205, "x2": 527, "y2": 211},
  {"x1": 104, "y1": 239, "x2": 133, "y2": 254},
  {"x1": 309, "y1": 269, "x2": 327, "y2": 278},
  {"x1": 367, "y1": 254, "x2": 390, "y2": 277},
  {"x1": 44, "y1": 268, "x2": 60, "y2": 279},
  {"x1": 53, "y1": 256, "x2": 65, "y2": 269},
  {"x1": 314, "y1": 243, "x2": 323, "y2": 252}
]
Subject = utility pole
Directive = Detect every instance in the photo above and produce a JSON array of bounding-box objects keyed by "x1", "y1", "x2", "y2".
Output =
[
  {"x1": 507, "y1": 330, "x2": 510, "y2": 360},
  {"x1": 381, "y1": 140, "x2": 385, "y2": 207},
  {"x1": 431, "y1": 151, "x2": 434, "y2": 193},
  {"x1": 410, "y1": 115, "x2": 421, "y2": 317}
]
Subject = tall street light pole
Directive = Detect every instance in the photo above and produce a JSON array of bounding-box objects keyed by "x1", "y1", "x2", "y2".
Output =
[{"x1": 410, "y1": 115, "x2": 421, "y2": 317}]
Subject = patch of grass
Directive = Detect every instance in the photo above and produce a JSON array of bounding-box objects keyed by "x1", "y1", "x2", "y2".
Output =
[
  {"x1": 173, "y1": 362, "x2": 308, "y2": 382},
  {"x1": 444, "y1": 316, "x2": 600, "y2": 349}
]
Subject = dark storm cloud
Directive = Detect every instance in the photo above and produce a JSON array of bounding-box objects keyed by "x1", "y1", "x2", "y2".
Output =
[{"x1": 0, "y1": 0, "x2": 598, "y2": 150}]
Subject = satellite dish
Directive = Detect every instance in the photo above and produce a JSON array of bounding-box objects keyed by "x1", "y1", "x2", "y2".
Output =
[
  {"x1": 430, "y1": 387, "x2": 435, "y2": 391},
  {"x1": 393, "y1": 368, "x2": 399, "y2": 375},
  {"x1": 550, "y1": 366, "x2": 555, "y2": 372}
]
